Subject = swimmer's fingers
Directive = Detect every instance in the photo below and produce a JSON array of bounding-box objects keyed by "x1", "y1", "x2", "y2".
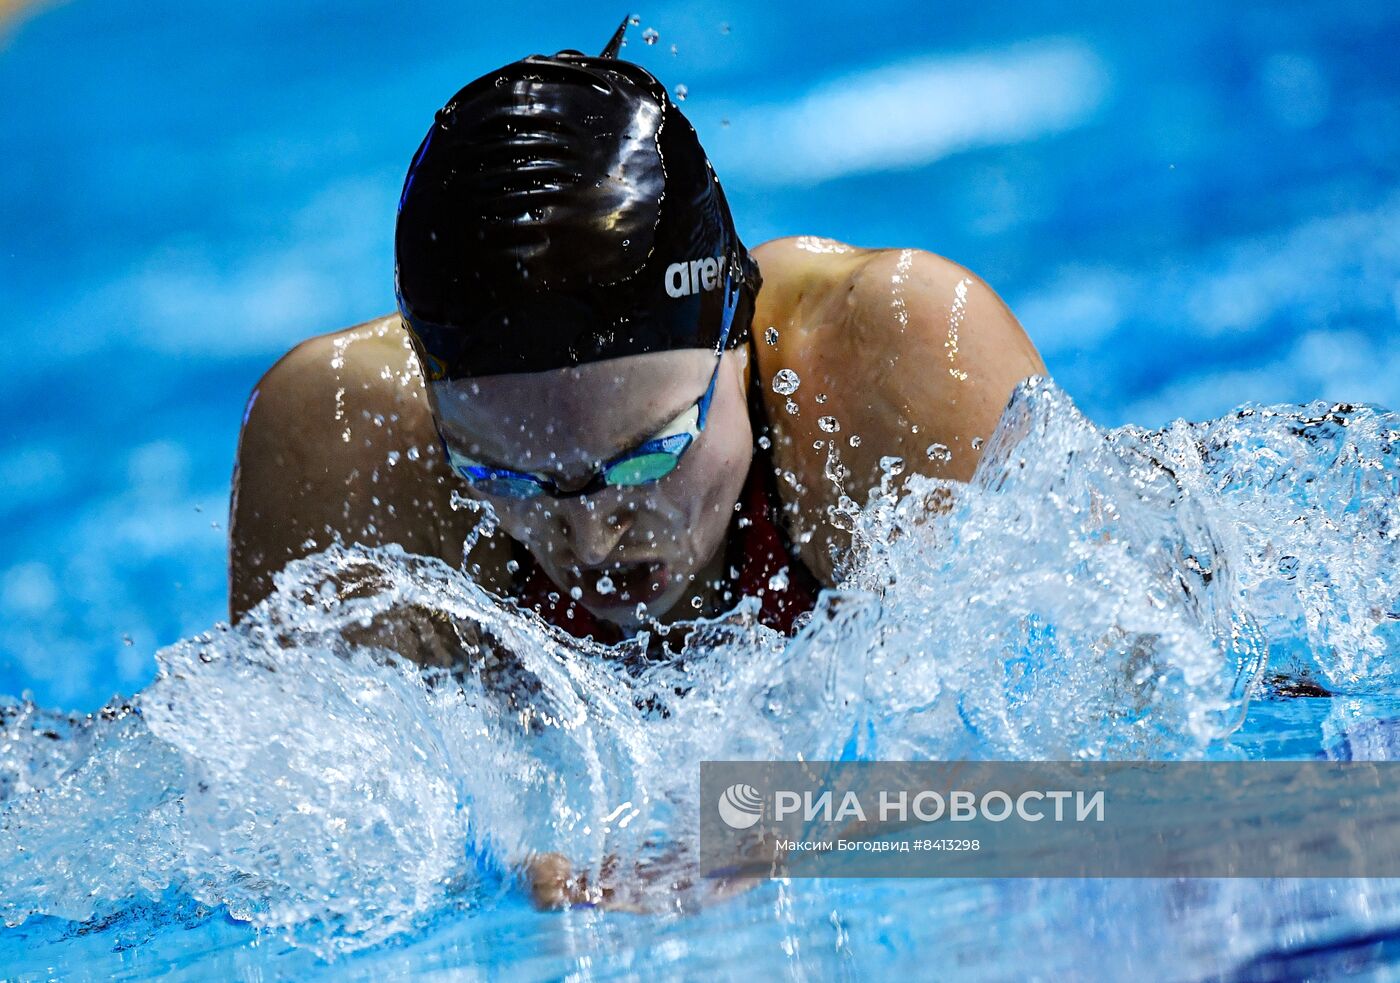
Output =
[
  {"x1": 526, "y1": 851, "x2": 613, "y2": 912},
  {"x1": 525, "y1": 852, "x2": 648, "y2": 912},
  {"x1": 338, "y1": 598, "x2": 494, "y2": 671},
  {"x1": 526, "y1": 851, "x2": 578, "y2": 909},
  {"x1": 524, "y1": 847, "x2": 775, "y2": 912},
  {"x1": 283, "y1": 550, "x2": 494, "y2": 669}
]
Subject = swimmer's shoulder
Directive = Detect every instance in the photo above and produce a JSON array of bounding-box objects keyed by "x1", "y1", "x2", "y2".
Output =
[
  {"x1": 749, "y1": 236, "x2": 870, "y2": 385},
  {"x1": 254, "y1": 313, "x2": 426, "y2": 421},
  {"x1": 745, "y1": 237, "x2": 1048, "y2": 581},
  {"x1": 753, "y1": 237, "x2": 1020, "y2": 337},
  {"x1": 751, "y1": 236, "x2": 1044, "y2": 388},
  {"x1": 751, "y1": 236, "x2": 870, "y2": 307},
  {"x1": 241, "y1": 313, "x2": 451, "y2": 480},
  {"x1": 753, "y1": 237, "x2": 961, "y2": 395},
  {"x1": 753, "y1": 234, "x2": 976, "y2": 291},
  {"x1": 232, "y1": 314, "x2": 513, "y2": 618},
  {"x1": 238, "y1": 312, "x2": 472, "y2": 524}
]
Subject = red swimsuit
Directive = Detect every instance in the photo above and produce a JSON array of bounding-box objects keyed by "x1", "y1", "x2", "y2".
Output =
[{"x1": 510, "y1": 447, "x2": 822, "y2": 643}]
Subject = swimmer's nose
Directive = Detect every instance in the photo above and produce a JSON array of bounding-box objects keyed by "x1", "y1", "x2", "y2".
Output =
[{"x1": 565, "y1": 505, "x2": 633, "y2": 567}]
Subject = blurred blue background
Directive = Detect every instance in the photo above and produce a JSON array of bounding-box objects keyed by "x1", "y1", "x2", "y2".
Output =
[{"x1": 2, "y1": 0, "x2": 1397, "y2": 710}]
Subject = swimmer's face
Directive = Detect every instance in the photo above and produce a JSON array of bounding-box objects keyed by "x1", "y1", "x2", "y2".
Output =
[{"x1": 430, "y1": 348, "x2": 754, "y2": 625}]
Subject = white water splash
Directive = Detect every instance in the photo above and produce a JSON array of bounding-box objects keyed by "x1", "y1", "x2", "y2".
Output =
[{"x1": 1, "y1": 378, "x2": 1398, "y2": 956}]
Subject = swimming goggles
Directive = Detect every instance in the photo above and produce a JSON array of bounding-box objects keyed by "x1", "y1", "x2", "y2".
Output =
[{"x1": 440, "y1": 271, "x2": 741, "y2": 500}]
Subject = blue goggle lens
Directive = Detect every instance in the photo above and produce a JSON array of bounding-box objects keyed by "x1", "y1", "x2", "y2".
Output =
[{"x1": 473, "y1": 474, "x2": 546, "y2": 499}]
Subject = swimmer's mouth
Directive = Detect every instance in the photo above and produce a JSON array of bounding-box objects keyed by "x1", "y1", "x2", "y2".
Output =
[{"x1": 573, "y1": 561, "x2": 670, "y2": 608}]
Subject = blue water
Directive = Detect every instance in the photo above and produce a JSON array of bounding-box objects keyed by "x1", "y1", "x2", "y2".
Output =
[{"x1": 2, "y1": 1, "x2": 1400, "y2": 979}]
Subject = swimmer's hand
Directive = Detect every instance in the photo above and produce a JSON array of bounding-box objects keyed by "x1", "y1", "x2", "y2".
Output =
[
  {"x1": 526, "y1": 852, "x2": 649, "y2": 912},
  {"x1": 320, "y1": 554, "x2": 513, "y2": 674},
  {"x1": 340, "y1": 597, "x2": 493, "y2": 670},
  {"x1": 525, "y1": 850, "x2": 770, "y2": 912}
]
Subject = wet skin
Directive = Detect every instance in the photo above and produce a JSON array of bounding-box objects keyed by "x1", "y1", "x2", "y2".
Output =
[{"x1": 229, "y1": 237, "x2": 1047, "y2": 628}]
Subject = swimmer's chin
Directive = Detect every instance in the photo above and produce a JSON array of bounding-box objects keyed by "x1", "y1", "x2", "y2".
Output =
[
  {"x1": 558, "y1": 559, "x2": 676, "y2": 621},
  {"x1": 578, "y1": 597, "x2": 669, "y2": 630},
  {"x1": 576, "y1": 580, "x2": 691, "y2": 631}
]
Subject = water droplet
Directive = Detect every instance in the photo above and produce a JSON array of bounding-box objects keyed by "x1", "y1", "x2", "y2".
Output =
[
  {"x1": 848, "y1": 434, "x2": 862, "y2": 448},
  {"x1": 628, "y1": 14, "x2": 640, "y2": 25},
  {"x1": 122, "y1": 634, "x2": 133, "y2": 646},
  {"x1": 818, "y1": 415, "x2": 840, "y2": 433},
  {"x1": 669, "y1": 43, "x2": 678, "y2": 56},
  {"x1": 815, "y1": 392, "x2": 828, "y2": 404},
  {"x1": 505, "y1": 559, "x2": 520, "y2": 574},
  {"x1": 824, "y1": 452, "x2": 847, "y2": 484},
  {"x1": 674, "y1": 83, "x2": 688, "y2": 101},
  {"x1": 785, "y1": 399, "x2": 799, "y2": 416},
  {"x1": 767, "y1": 567, "x2": 790, "y2": 592},
  {"x1": 926, "y1": 442, "x2": 952, "y2": 463},
  {"x1": 721, "y1": 118, "x2": 730, "y2": 128},
  {"x1": 569, "y1": 586, "x2": 583, "y2": 601},
  {"x1": 386, "y1": 450, "x2": 401, "y2": 466},
  {"x1": 642, "y1": 27, "x2": 659, "y2": 44},
  {"x1": 971, "y1": 436, "x2": 985, "y2": 450},
  {"x1": 757, "y1": 434, "x2": 772, "y2": 449},
  {"x1": 879, "y1": 455, "x2": 906, "y2": 477},
  {"x1": 813, "y1": 440, "x2": 824, "y2": 450},
  {"x1": 691, "y1": 595, "x2": 703, "y2": 609},
  {"x1": 771, "y1": 368, "x2": 800, "y2": 395},
  {"x1": 634, "y1": 602, "x2": 649, "y2": 619},
  {"x1": 720, "y1": 21, "x2": 730, "y2": 34},
  {"x1": 596, "y1": 575, "x2": 615, "y2": 595},
  {"x1": 764, "y1": 326, "x2": 779, "y2": 346},
  {"x1": 406, "y1": 445, "x2": 421, "y2": 461}
]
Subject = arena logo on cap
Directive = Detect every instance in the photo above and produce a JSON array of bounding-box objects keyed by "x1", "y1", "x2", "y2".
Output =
[{"x1": 665, "y1": 255, "x2": 726, "y2": 298}]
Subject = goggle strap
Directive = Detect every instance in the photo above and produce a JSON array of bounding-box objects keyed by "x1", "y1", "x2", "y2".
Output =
[{"x1": 696, "y1": 268, "x2": 741, "y2": 431}]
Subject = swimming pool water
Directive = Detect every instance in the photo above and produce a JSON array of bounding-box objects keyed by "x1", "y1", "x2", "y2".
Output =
[{"x1": 2, "y1": 0, "x2": 1400, "y2": 978}]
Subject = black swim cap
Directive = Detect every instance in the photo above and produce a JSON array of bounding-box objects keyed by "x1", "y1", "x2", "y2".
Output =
[{"x1": 394, "y1": 41, "x2": 759, "y2": 380}]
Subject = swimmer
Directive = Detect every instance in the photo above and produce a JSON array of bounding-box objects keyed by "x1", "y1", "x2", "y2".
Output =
[{"x1": 229, "y1": 28, "x2": 1046, "y2": 648}]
